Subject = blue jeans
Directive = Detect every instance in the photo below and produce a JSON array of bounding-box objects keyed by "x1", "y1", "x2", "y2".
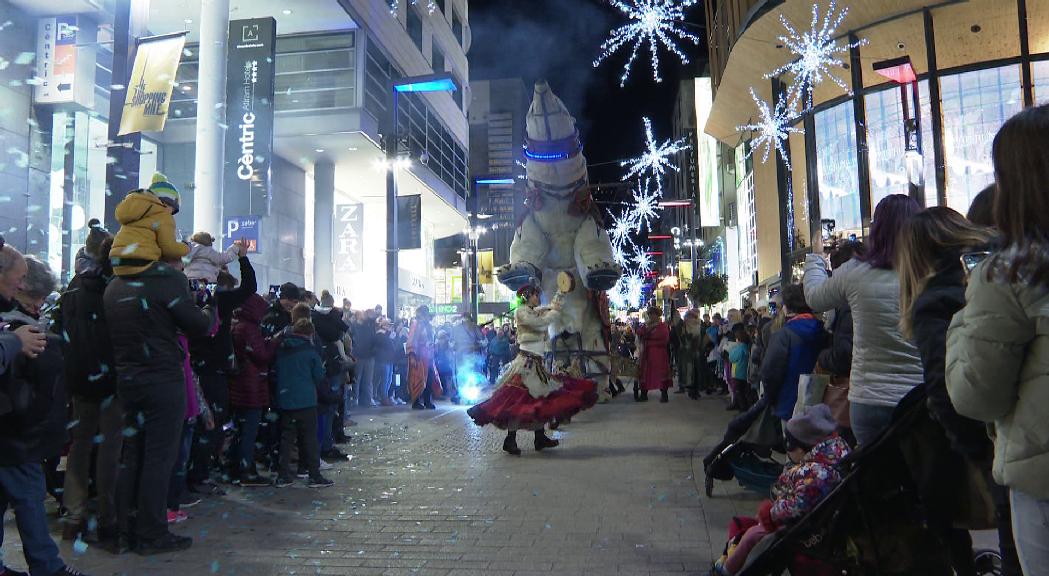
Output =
[
  {"x1": 356, "y1": 357, "x2": 375, "y2": 406},
  {"x1": 1012, "y1": 489, "x2": 1049, "y2": 576},
  {"x1": 374, "y1": 362, "x2": 393, "y2": 401},
  {"x1": 850, "y1": 402, "x2": 896, "y2": 446},
  {"x1": 233, "y1": 407, "x2": 264, "y2": 477},
  {"x1": 0, "y1": 463, "x2": 66, "y2": 575},
  {"x1": 168, "y1": 419, "x2": 195, "y2": 510}
]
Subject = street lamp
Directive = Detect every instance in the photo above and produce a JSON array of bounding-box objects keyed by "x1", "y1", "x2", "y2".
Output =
[
  {"x1": 873, "y1": 56, "x2": 924, "y2": 205},
  {"x1": 469, "y1": 176, "x2": 514, "y2": 319},
  {"x1": 386, "y1": 73, "x2": 458, "y2": 319}
]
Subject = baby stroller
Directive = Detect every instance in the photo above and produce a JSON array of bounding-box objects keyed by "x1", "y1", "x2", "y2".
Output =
[
  {"x1": 733, "y1": 390, "x2": 1003, "y2": 576},
  {"x1": 703, "y1": 397, "x2": 785, "y2": 497}
]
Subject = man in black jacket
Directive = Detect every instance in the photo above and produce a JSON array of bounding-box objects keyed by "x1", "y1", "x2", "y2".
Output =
[
  {"x1": 0, "y1": 242, "x2": 86, "y2": 576},
  {"x1": 311, "y1": 297, "x2": 349, "y2": 461},
  {"x1": 187, "y1": 243, "x2": 254, "y2": 495},
  {"x1": 104, "y1": 257, "x2": 214, "y2": 555},
  {"x1": 59, "y1": 236, "x2": 124, "y2": 544}
]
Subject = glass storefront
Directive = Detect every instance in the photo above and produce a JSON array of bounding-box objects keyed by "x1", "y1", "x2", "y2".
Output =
[
  {"x1": 864, "y1": 81, "x2": 936, "y2": 210},
  {"x1": 1034, "y1": 59, "x2": 1049, "y2": 103},
  {"x1": 814, "y1": 102, "x2": 861, "y2": 238},
  {"x1": 940, "y1": 65, "x2": 1023, "y2": 211}
]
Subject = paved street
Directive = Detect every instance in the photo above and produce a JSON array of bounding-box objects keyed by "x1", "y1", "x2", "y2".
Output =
[{"x1": 3, "y1": 392, "x2": 765, "y2": 576}]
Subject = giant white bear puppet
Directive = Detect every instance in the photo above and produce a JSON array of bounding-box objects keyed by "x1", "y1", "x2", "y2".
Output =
[{"x1": 497, "y1": 82, "x2": 622, "y2": 395}]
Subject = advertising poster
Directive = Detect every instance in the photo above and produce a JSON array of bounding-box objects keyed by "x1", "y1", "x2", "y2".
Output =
[
  {"x1": 225, "y1": 216, "x2": 261, "y2": 253},
  {"x1": 118, "y1": 32, "x2": 187, "y2": 135}
]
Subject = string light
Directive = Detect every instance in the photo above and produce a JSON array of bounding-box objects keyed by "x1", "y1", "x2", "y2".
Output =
[
  {"x1": 764, "y1": 1, "x2": 866, "y2": 110},
  {"x1": 737, "y1": 87, "x2": 803, "y2": 170},
  {"x1": 621, "y1": 117, "x2": 690, "y2": 195},
  {"x1": 593, "y1": 0, "x2": 701, "y2": 87}
]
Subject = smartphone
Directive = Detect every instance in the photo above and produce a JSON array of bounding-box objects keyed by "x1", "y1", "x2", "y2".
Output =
[{"x1": 960, "y1": 251, "x2": 991, "y2": 275}]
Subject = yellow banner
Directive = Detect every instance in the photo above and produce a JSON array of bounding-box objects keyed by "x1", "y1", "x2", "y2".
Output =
[
  {"x1": 118, "y1": 33, "x2": 187, "y2": 136},
  {"x1": 478, "y1": 250, "x2": 494, "y2": 284},
  {"x1": 678, "y1": 261, "x2": 693, "y2": 290}
]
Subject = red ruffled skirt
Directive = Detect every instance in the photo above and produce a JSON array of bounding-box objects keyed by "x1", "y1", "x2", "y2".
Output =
[{"x1": 468, "y1": 370, "x2": 598, "y2": 431}]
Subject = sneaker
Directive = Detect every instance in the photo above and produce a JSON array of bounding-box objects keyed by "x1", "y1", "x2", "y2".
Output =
[
  {"x1": 134, "y1": 532, "x2": 192, "y2": 556},
  {"x1": 307, "y1": 476, "x2": 334, "y2": 488},
  {"x1": 319, "y1": 460, "x2": 333, "y2": 471},
  {"x1": 274, "y1": 477, "x2": 294, "y2": 488},
  {"x1": 296, "y1": 469, "x2": 309, "y2": 479},
  {"x1": 238, "y1": 475, "x2": 272, "y2": 488},
  {"x1": 177, "y1": 493, "x2": 202, "y2": 508},
  {"x1": 166, "y1": 510, "x2": 188, "y2": 524},
  {"x1": 54, "y1": 568, "x2": 90, "y2": 576}
]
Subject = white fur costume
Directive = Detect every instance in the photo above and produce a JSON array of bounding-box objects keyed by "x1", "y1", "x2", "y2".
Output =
[{"x1": 497, "y1": 82, "x2": 621, "y2": 396}]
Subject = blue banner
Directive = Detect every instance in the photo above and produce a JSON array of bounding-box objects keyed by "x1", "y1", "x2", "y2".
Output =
[{"x1": 225, "y1": 215, "x2": 261, "y2": 254}]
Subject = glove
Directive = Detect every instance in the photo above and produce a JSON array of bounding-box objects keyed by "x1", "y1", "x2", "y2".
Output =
[{"x1": 757, "y1": 499, "x2": 777, "y2": 531}]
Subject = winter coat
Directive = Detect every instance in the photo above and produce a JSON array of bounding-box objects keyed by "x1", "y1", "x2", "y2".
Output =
[
  {"x1": 747, "y1": 317, "x2": 771, "y2": 384},
  {"x1": 767, "y1": 435, "x2": 851, "y2": 526},
  {"x1": 0, "y1": 300, "x2": 67, "y2": 465},
  {"x1": 729, "y1": 342, "x2": 750, "y2": 381},
  {"x1": 351, "y1": 318, "x2": 377, "y2": 359},
  {"x1": 911, "y1": 262, "x2": 993, "y2": 465},
  {"x1": 760, "y1": 314, "x2": 827, "y2": 420},
  {"x1": 0, "y1": 332, "x2": 23, "y2": 416},
  {"x1": 311, "y1": 307, "x2": 349, "y2": 376},
  {"x1": 374, "y1": 330, "x2": 396, "y2": 365},
  {"x1": 231, "y1": 294, "x2": 280, "y2": 409},
  {"x1": 58, "y1": 267, "x2": 117, "y2": 400},
  {"x1": 637, "y1": 321, "x2": 672, "y2": 392},
  {"x1": 110, "y1": 191, "x2": 189, "y2": 276},
  {"x1": 103, "y1": 262, "x2": 214, "y2": 391},
  {"x1": 946, "y1": 259, "x2": 1049, "y2": 499},
  {"x1": 184, "y1": 243, "x2": 239, "y2": 283},
  {"x1": 803, "y1": 254, "x2": 924, "y2": 407},
  {"x1": 817, "y1": 307, "x2": 854, "y2": 377},
  {"x1": 488, "y1": 334, "x2": 511, "y2": 358},
  {"x1": 261, "y1": 301, "x2": 291, "y2": 338},
  {"x1": 189, "y1": 257, "x2": 257, "y2": 376},
  {"x1": 274, "y1": 334, "x2": 324, "y2": 411},
  {"x1": 177, "y1": 334, "x2": 200, "y2": 419}
]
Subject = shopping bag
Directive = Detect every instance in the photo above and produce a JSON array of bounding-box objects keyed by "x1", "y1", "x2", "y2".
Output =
[{"x1": 793, "y1": 373, "x2": 830, "y2": 417}]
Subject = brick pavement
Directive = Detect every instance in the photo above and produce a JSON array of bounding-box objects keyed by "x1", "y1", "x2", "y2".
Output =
[{"x1": 2, "y1": 391, "x2": 765, "y2": 576}]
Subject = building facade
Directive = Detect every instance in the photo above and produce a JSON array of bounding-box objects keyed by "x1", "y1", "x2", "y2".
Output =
[
  {"x1": 704, "y1": 0, "x2": 1047, "y2": 305},
  {"x1": 0, "y1": 0, "x2": 470, "y2": 318}
]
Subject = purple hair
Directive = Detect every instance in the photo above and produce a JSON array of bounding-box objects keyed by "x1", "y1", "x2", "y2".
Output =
[{"x1": 860, "y1": 194, "x2": 921, "y2": 270}]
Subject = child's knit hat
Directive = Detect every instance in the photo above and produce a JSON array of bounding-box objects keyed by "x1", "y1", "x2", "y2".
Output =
[{"x1": 149, "y1": 172, "x2": 180, "y2": 214}]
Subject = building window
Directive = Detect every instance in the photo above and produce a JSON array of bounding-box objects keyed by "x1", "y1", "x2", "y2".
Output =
[
  {"x1": 432, "y1": 43, "x2": 445, "y2": 73},
  {"x1": 940, "y1": 65, "x2": 1022, "y2": 211},
  {"x1": 407, "y1": 8, "x2": 423, "y2": 51},
  {"x1": 864, "y1": 81, "x2": 936, "y2": 210},
  {"x1": 814, "y1": 101, "x2": 861, "y2": 237}
]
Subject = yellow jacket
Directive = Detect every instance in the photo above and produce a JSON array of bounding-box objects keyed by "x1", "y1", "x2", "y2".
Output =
[{"x1": 110, "y1": 191, "x2": 189, "y2": 276}]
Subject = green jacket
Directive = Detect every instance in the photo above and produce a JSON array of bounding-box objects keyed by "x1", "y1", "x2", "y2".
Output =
[
  {"x1": 274, "y1": 334, "x2": 324, "y2": 411},
  {"x1": 946, "y1": 260, "x2": 1049, "y2": 499}
]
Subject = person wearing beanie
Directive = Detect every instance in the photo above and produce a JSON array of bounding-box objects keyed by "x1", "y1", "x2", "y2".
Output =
[
  {"x1": 715, "y1": 404, "x2": 850, "y2": 575},
  {"x1": 109, "y1": 172, "x2": 189, "y2": 276},
  {"x1": 184, "y1": 231, "x2": 241, "y2": 284}
]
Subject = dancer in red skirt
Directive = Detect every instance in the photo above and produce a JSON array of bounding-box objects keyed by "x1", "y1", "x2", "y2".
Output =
[{"x1": 467, "y1": 284, "x2": 599, "y2": 455}]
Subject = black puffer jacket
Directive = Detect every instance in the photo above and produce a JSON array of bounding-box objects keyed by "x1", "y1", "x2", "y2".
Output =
[
  {"x1": 817, "y1": 307, "x2": 854, "y2": 377},
  {"x1": 911, "y1": 261, "x2": 993, "y2": 464},
  {"x1": 189, "y1": 257, "x2": 257, "y2": 375},
  {"x1": 59, "y1": 268, "x2": 117, "y2": 400},
  {"x1": 103, "y1": 263, "x2": 214, "y2": 390},
  {"x1": 0, "y1": 300, "x2": 67, "y2": 465}
]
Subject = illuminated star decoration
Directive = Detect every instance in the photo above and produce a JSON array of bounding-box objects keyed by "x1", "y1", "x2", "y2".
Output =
[
  {"x1": 593, "y1": 0, "x2": 701, "y2": 87},
  {"x1": 632, "y1": 244, "x2": 654, "y2": 275},
  {"x1": 628, "y1": 177, "x2": 663, "y2": 233},
  {"x1": 764, "y1": 1, "x2": 867, "y2": 110},
  {"x1": 621, "y1": 117, "x2": 690, "y2": 195},
  {"x1": 388, "y1": 0, "x2": 437, "y2": 16},
  {"x1": 737, "y1": 88, "x2": 803, "y2": 170}
]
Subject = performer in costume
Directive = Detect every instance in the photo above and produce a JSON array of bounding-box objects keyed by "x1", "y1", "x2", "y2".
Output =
[
  {"x1": 407, "y1": 305, "x2": 441, "y2": 410},
  {"x1": 467, "y1": 283, "x2": 599, "y2": 456}
]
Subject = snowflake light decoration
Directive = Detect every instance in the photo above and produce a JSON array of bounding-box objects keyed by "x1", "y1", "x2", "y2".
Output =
[
  {"x1": 593, "y1": 0, "x2": 701, "y2": 87},
  {"x1": 628, "y1": 177, "x2": 663, "y2": 233},
  {"x1": 764, "y1": 1, "x2": 866, "y2": 109},
  {"x1": 737, "y1": 88, "x2": 803, "y2": 169},
  {"x1": 632, "y1": 245, "x2": 655, "y2": 275},
  {"x1": 623, "y1": 273, "x2": 646, "y2": 308},
  {"x1": 388, "y1": 0, "x2": 437, "y2": 16},
  {"x1": 621, "y1": 117, "x2": 690, "y2": 194},
  {"x1": 609, "y1": 208, "x2": 637, "y2": 247}
]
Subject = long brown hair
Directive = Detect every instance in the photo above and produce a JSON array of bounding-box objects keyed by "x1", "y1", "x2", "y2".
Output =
[
  {"x1": 897, "y1": 207, "x2": 994, "y2": 338},
  {"x1": 991, "y1": 104, "x2": 1049, "y2": 288}
]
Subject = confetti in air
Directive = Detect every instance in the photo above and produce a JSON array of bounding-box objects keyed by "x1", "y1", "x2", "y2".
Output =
[
  {"x1": 764, "y1": 1, "x2": 866, "y2": 110},
  {"x1": 737, "y1": 88, "x2": 803, "y2": 170},
  {"x1": 593, "y1": 0, "x2": 702, "y2": 86}
]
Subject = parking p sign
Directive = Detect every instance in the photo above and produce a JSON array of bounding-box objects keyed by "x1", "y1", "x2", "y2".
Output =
[{"x1": 225, "y1": 216, "x2": 261, "y2": 254}]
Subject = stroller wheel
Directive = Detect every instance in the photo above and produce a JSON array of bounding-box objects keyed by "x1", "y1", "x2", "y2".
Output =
[
  {"x1": 973, "y1": 549, "x2": 1002, "y2": 576},
  {"x1": 704, "y1": 472, "x2": 714, "y2": 497}
]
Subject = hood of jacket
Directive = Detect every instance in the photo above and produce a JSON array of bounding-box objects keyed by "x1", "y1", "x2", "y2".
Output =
[
  {"x1": 802, "y1": 435, "x2": 851, "y2": 468},
  {"x1": 235, "y1": 294, "x2": 269, "y2": 324},
  {"x1": 785, "y1": 315, "x2": 824, "y2": 343},
  {"x1": 281, "y1": 333, "x2": 314, "y2": 351},
  {"x1": 114, "y1": 190, "x2": 168, "y2": 226}
]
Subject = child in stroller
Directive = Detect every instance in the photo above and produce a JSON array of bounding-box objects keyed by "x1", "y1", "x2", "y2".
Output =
[{"x1": 714, "y1": 404, "x2": 849, "y2": 575}]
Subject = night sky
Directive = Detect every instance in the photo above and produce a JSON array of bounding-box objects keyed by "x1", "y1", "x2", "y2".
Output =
[{"x1": 469, "y1": 0, "x2": 709, "y2": 186}]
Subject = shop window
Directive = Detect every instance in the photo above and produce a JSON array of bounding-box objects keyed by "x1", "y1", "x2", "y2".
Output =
[
  {"x1": 407, "y1": 8, "x2": 424, "y2": 52},
  {"x1": 940, "y1": 65, "x2": 1022, "y2": 212},
  {"x1": 864, "y1": 81, "x2": 936, "y2": 210},
  {"x1": 814, "y1": 101, "x2": 861, "y2": 238}
]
